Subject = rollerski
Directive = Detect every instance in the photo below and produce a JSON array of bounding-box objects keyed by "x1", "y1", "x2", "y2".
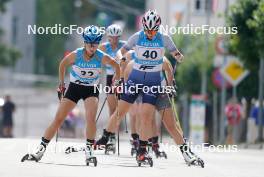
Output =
[
  {"x1": 152, "y1": 143, "x2": 167, "y2": 159},
  {"x1": 65, "y1": 146, "x2": 85, "y2": 154},
  {"x1": 85, "y1": 145, "x2": 97, "y2": 167},
  {"x1": 182, "y1": 150, "x2": 204, "y2": 168},
  {"x1": 189, "y1": 151, "x2": 205, "y2": 168},
  {"x1": 136, "y1": 151, "x2": 153, "y2": 167},
  {"x1": 21, "y1": 144, "x2": 46, "y2": 162},
  {"x1": 105, "y1": 134, "x2": 116, "y2": 155}
]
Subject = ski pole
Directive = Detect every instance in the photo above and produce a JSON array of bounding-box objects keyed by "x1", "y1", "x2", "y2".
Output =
[
  {"x1": 124, "y1": 115, "x2": 128, "y2": 133},
  {"x1": 96, "y1": 97, "x2": 107, "y2": 123},
  {"x1": 55, "y1": 91, "x2": 64, "y2": 153},
  {"x1": 160, "y1": 109, "x2": 166, "y2": 144},
  {"x1": 163, "y1": 62, "x2": 183, "y2": 132}
]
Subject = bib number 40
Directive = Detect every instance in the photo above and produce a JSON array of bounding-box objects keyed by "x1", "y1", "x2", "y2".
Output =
[{"x1": 142, "y1": 50, "x2": 157, "y2": 59}]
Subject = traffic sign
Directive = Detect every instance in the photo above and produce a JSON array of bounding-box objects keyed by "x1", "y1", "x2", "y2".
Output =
[
  {"x1": 220, "y1": 58, "x2": 249, "y2": 86},
  {"x1": 212, "y1": 68, "x2": 232, "y2": 89}
]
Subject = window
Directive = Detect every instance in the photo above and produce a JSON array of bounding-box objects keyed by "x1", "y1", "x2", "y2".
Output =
[{"x1": 194, "y1": 0, "x2": 212, "y2": 14}]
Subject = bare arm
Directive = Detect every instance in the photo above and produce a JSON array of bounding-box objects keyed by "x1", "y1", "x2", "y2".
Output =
[
  {"x1": 116, "y1": 32, "x2": 138, "y2": 61},
  {"x1": 163, "y1": 34, "x2": 184, "y2": 63},
  {"x1": 59, "y1": 52, "x2": 76, "y2": 84},
  {"x1": 102, "y1": 55, "x2": 121, "y2": 80},
  {"x1": 120, "y1": 50, "x2": 133, "y2": 78},
  {"x1": 162, "y1": 57, "x2": 174, "y2": 85},
  {"x1": 116, "y1": 47, "x2": 129, "y2": 61}
]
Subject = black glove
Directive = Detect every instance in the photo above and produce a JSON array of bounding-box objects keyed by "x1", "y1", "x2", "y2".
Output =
[{"x1": 114, "y1": 78, "x2": 124, "y2": 99}]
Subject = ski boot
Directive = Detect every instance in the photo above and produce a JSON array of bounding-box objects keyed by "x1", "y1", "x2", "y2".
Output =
[
  {"x1": 105, "y1": 134, "x2": 116, "y2": 155},
  {"x1": 146, "y1": 141, "x2": 152, "y2": 153},
  {"x1": 85, "y1": 144, "x2": 97, "y2": 167},
  {"x1": 95, "y1": 129, "x2": 112, "y2": 150},
  {"x1": 130, "y1": 139, "x2": 139, "y2": 157},
  {"x1": 182, "y1": 150, "x2": 204, "y2": 168},
  {"x1": 21, "y1": 144, "x2": 46, "y2": 162},
  {"x1": 181, "y1": 139, "x2": 205, "y2": 168},
  {"x1": 152, "y1": 143, "x2": 167, "y2": 159},
  {"x1": 136, "y1": 151, "x2": 153, "y2": 167}
]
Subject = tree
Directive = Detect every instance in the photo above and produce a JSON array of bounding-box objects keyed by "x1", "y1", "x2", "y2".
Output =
[
  {"x1": 170, "y1": 34, "x2": 216, "y2": 96},
  {"x1": 0, "y1": 0, "x2": 21, "y2": 67},
  {"x1": 228, "y1": 0, "x2": 264, "y2": 141},
  {"x1": 35, "y1": 0, "x2": 75, "y2": 75},
  {"x1": 0, "y1": 0, "x2": 10, "y2": 12},
  {"x1": 228, "y1": 0, "x2": 264, "y2": 99}
]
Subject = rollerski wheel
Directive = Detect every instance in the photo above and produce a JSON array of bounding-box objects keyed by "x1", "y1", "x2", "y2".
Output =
[
  {"x1": 197, "y1": 158, "x2": 205, "y2": 168},
  {"x1": 136, "y1": 155, "x2": 153, "y2": 167},
  {"x1": 21, "y1": 154, "x2": 39, "y2": 162},
  {"x1": 86, "y1": 157, "x2": 97, "y2": 167},
  {"x1": 137, "y1": 157, "x2": 153, "y2": 167},
  {"x1": 186, "y1": 158, "x2": 205, "y2": 168},
  {"x1": 65, "y1": 146, "x2": 77, "y2": 154},
  {"x1": 65, "y1": 146, "x2": 85, "y2": 154}
]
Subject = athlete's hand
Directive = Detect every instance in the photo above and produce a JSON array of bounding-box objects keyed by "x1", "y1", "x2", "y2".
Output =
[
  {"x1": 167, "y1": 86, "x2": 177, "y2": 98},
  {"x1": 114, "y1": 78, "x2": 123, "y2": 86},
  {"x1": 167, "y1": 79, "x2": 177, "y2": 97},
  {"x1": 174, "y1": 51, "x2": 184, "y2": 63},
  {"x1": 114, "y1": 78, "x2": 124, "y2": 99},
  {"x1": 57, "y1": 82, "x2": 66, "y2": 100}
]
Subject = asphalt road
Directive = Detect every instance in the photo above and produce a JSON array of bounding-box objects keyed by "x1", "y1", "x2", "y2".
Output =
[{"x1": 0, "y1": 138, "x2": 263, "y2": 177}]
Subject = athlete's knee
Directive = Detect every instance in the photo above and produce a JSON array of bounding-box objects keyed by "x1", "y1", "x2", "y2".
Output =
[
  {"x1": 54, "y1": 114, "x2": 65, "y2": 125},
  {"x1": 141, "y1": 109, "x2": 154, "y2": 120},
  {"x1": 129, "y1": 111, "x2": 137, "y2": 120},
  {"x1": 86, "y1": 116, "x2": 96, "y2": 124}
]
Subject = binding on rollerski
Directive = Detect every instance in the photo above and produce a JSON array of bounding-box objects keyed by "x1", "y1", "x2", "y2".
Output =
[
  {"x1": 180, "y1": 143, "x2": 204, "y2": 168},
  {"x1": 130, "y1": 139, "x2": 139, "y2": 157},
  {"x1": 85, "y1": 143, "x2": 97, "y2": 167},
  {"x1": 152, "y1": 143, "x2": 167, "y2": 159},
  {"x1": 105, "y1": 134, "x2": 116, "y2": 155},
  {"x1": 21, "y1": 144, "x2": 46, "y2": 162},
  {"x1": 136, "y1": 141, "x2": 153, "y2": 167},
  {"x1": 136, "y1": 152, "x2": 153, "y2": 167}
]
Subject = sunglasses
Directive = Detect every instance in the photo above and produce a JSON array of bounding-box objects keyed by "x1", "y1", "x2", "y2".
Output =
[
  {"x1": 145, "y1": 30, "x2": 158, "y2": 36},
  {"x1": 85, "y1": 42, "x2": 99, "y2": 47}
]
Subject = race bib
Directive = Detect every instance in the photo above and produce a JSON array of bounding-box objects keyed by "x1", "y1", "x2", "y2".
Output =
[
  {"x1": 72, "y1": 65, "x2": 101, "y2": 79},
  {"x1": 136, "y1": 46, "x2": 164, "y2": 60}
]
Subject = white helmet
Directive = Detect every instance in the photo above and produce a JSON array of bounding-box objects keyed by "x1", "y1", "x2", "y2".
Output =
[
  {"x1": 142, "y1": 10, "x2": 161, "y2": 31},
  {"x1": 106, "y1": 24, "x2": 122, "y2": 37}
]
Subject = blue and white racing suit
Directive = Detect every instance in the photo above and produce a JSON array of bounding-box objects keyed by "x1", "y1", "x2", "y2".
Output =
[{"x1": 121, "y1": 30, "x2": 177, "y2": 105}]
